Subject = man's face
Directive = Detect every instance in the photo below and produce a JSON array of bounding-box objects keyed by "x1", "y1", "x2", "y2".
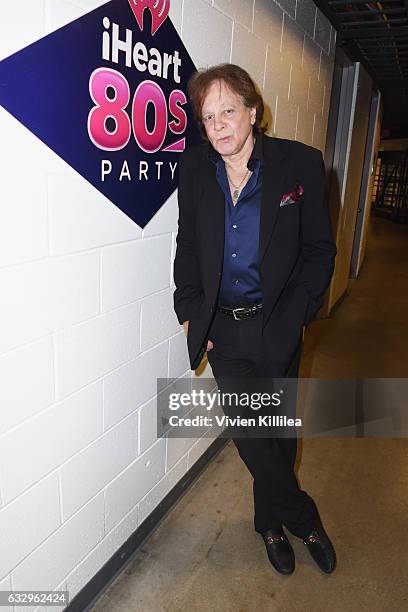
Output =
[{"x1": 201, "y1": 80, "x2": 256, "y2": 158}]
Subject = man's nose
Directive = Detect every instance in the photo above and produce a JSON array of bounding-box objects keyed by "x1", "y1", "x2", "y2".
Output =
[{"x1": 213, "y1": 116, "x2": 225, "y2": 131}]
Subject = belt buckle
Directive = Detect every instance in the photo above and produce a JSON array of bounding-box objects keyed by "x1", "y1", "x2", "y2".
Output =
[{"x1": 232, "y1": 307, "x2": 246, "y2": 320}]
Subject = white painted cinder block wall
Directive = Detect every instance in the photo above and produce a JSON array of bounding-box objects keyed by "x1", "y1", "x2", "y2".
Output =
[{"x1": 0, "y1": 0, "x2": 335, "y2": 607}]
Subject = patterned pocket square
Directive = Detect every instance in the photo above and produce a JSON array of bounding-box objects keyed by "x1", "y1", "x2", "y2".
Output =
[{"x1": 279, "y1": 184, "x2": 304, "y2": 207}]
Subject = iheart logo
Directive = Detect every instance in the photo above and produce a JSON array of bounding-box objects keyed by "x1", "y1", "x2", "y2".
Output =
[
  {"x1": 0, "y1": 0, "x2": 200, "y2": 228},
  {"x1": 128, "y1": 0, "x2": 170, "y2": 35}
]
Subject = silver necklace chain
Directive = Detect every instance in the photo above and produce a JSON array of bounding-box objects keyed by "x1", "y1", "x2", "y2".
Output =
[
  {"x1": 226, "y1": 167, "x2": 252, "y2": 203},
  {"x1": 224, "y1": 138, "x2": 256, "y2": 204}
]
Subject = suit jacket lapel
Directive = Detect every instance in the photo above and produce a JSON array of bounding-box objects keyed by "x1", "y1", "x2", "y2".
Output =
[
  {"x1": 201, "y1": 135, "x2": 288, "y2": 275},
  {"x1": 204, "y1": 166, "x2": 225, "y2": 260},
  {"x1": 200, "y1": 153, "x2": 225, "y2": 296},
  {"x1": 259, "y1": 135, "x2": 287, "y2": 264}
]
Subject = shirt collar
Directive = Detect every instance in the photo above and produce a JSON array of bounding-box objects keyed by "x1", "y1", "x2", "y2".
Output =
[{"x1": 207, "y1": 132, "x2": 264, "y2": 169}]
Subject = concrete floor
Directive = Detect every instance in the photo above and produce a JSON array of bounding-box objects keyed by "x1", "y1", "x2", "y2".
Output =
[{"x1": 92, "y1": 216, "x2": 408, "y2": 612}]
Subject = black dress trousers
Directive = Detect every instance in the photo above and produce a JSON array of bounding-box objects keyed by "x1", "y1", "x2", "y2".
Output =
[{"x1": 206, "y1": 310, "x2": 318, "y2": 538}]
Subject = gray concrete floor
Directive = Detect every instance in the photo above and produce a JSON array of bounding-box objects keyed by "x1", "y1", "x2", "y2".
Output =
[{"x1": 92, "y1": 217, "x2": 408, "y2": 612}]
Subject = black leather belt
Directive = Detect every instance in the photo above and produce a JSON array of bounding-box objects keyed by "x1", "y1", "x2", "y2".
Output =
[{"x1": 217, "y1": 303, "x2": 263, "y2": 320}]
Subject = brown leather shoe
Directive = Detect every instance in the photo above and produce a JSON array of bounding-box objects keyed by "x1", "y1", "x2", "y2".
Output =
[{"x1": 263, "y1": 527, "x2": 295, "y2": 574}]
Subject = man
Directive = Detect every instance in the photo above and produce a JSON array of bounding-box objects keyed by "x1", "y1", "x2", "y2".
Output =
[{"x1": 173, "y1": 64, "x2": 337, "y2": 575}]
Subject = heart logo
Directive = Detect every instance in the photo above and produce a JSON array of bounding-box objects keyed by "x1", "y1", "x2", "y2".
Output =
[{"x1": 128, "y1": 0, "x2": 170, "y2": 36}]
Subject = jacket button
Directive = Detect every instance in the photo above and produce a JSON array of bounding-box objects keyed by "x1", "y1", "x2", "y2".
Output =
[{"x1": 210, "y1": 307, "x2": 213, "y2": 313}]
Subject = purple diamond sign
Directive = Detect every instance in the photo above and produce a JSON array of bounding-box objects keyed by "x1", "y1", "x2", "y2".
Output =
[{"x1": 0, "y1": 0, "x2": 201, "y2": 227}]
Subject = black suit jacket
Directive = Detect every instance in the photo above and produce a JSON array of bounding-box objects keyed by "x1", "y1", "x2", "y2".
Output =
[{"x1": 173, "y1": 133, "x2": 337, "y2": 371}]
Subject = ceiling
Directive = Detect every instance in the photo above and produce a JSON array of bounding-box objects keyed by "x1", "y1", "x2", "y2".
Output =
[{"x1": 314, "y1": 1, "x2": 408, "y2": 138}]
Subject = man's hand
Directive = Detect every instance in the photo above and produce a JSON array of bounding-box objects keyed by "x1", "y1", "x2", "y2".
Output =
[{"x1": 183, "y1": 321, "x2": 214, "y2": 352}]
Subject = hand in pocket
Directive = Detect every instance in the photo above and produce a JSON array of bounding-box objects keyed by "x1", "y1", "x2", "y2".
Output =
[{"x1": 184, "y1": 321, "x2": 213, "y2": 351}]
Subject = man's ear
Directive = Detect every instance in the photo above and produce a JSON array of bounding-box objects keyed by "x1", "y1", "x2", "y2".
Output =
[{"x1": 250, "y1": 107, "x2": 256, "y2": 125}]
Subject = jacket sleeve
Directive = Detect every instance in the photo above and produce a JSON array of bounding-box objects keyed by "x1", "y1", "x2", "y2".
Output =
[
  {"x1": 299, "y1": 146, "x2": 337, "y2": 325},
  {"x1": 173, "y1": 150, "x2": 204, "y2": 325}
]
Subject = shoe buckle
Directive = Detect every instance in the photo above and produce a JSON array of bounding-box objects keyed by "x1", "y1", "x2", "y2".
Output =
[
  {"x1": 266, "y1": 534, "x2": 285, "y2": 544},
  {"x1": 303, "y1": 530, "x2": 319, "y2": 544}
]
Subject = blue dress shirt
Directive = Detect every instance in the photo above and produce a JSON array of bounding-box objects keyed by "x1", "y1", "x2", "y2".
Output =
[{"x1": 209, "y1": 138, "x2": 263, "y2": 307}]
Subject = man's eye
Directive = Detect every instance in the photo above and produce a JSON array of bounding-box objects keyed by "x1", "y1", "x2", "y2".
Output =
[
  {"x1": 203, "y1": 116, "x2": 213, "y2": 122},
  {"x1": 225, "y1": 109, "x2": 234, "y2": 114}
]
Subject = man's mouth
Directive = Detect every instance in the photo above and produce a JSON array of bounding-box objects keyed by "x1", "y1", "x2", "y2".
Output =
[{"x1": 218, "y1": 136, "x2": 231, "y2": 143}]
